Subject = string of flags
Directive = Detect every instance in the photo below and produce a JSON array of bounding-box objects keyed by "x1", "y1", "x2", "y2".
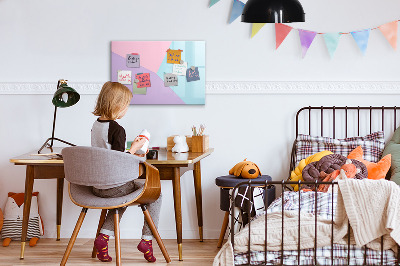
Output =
[{"x1": 209, "y1": 0, "x2": 399, "y2": 58}]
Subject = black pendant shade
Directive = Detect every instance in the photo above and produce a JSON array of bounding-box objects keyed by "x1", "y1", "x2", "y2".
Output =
[{"x1": 242, "y1": 0, "x2": 305, "y2": 23}]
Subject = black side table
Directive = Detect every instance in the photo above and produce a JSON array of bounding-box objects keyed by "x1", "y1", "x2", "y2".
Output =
[{"x1": 215, "y1": 175, "x2": 275, "y2": 248}]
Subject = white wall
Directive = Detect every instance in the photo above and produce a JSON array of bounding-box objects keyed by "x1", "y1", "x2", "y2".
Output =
[{"x1": 1, "y1": 0, "x2": 400, "y2": 240}]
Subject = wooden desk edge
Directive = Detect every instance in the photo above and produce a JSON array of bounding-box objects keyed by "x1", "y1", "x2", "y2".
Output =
[
  {"x1": 10, "y1": 148, "x2": 214, "y2": 165},
  {"x1": 10, "y1": 159, "x2": 64, "y2": 165},
  {"x1": 147, "y1": 148, "x2": 214, "y2": 165}
]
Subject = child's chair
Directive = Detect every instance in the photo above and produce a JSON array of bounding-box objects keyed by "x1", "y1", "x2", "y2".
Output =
[{"x1": 60, "y1": 146, "x2": 171, "y2": 265}]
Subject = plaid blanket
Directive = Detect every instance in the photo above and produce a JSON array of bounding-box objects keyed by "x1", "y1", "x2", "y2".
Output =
[{"x1": 234, "y1": 191, "x2": 397, "y2": 265}]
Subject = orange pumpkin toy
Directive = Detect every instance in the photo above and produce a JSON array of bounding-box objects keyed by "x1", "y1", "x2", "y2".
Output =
[{"x1": 229, "y1": 159, "x2": 261, "y2": 179}]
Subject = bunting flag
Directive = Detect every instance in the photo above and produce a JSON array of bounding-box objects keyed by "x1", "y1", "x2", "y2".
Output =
[
  {"x1": 251, "y1": 23, "x2": 266, "y2": 38},
  {"x1": 351, "y1": 29, "x2": 370, "y2": 55},
  {"x1": 323, "y1": 33, "x2": 341, "y2": 58},
  {"x1": 275, "y1": 23, "x2": 293, "y2": 49},
  {"x1": 378, "y1": 21, "x2": 398, "y2": 50},
  {"x1": 209, "y1": 0, "x2": 220, "y2": 7},
  {"x1": 298, "y1": 30, "x2": 317, "y2": 58},
  {"x1": 229, "y1": 0, "x2": 245, "y2": 24}
]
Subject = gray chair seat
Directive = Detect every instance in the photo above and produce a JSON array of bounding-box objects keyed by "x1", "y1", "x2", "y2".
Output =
[{"x1": 69, "y1": 180, "x2": 145, "y2": 208}]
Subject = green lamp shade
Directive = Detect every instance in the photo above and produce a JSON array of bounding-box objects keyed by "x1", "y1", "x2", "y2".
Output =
[{"x1": 52, "y1": 84, "x2": 80, "y2": 108}]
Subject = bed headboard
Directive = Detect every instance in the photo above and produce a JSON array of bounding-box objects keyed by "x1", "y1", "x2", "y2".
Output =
[{"x1": 290, "y1": 106, "x2": 400, "y2": 179}]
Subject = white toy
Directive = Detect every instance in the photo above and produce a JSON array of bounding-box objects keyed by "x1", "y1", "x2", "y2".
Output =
[{"x1": 172, "y1": 135, "x2": 189, "y2": 153}]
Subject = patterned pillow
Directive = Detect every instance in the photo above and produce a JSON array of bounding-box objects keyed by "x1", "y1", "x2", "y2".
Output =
[{"x1": 294, "y1": 131, "x2": 385, "y2": 166}]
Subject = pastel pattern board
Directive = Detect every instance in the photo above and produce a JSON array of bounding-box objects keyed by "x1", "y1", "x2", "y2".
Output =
[
  {"x1": 173, "y1": 62, "x2": 187, "y2": 76},
  {"x1": 135, "y1": 73, "x2": 151, "y2": 88},
  {"x1": 167, "y1": 49, "x2": 183, "y2": 64},
  {"x1": 132, "y1": 83, "x2": 147, "y2": 95},
  {"x1": 186, "y1": 67, "x2": 200, "y2": 82},
  {"x1": 126, "y1": 53, "x2": 140, "y2": 67},
  {"x1": 164, "y1": 73, "x2": 178, "y2": 87},
  {"x1": 118, "y1": 70, "x2": 132, "y2": 84},
  {"x1": 111, "y1": 41, "x2": 205, "y2": 105}
]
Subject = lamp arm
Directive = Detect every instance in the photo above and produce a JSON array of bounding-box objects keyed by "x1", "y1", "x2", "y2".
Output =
[
  {"x1": 50, "y1": 105, "x2": 57, "y2": 148},
  {"x1": 50, "y1": 79, "x2": 61, "y2": 148}
]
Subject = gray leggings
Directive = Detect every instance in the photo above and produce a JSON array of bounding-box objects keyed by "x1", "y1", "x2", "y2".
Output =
[{"x1": 92, "y1": 180, "x2": 162, "y2": 240}]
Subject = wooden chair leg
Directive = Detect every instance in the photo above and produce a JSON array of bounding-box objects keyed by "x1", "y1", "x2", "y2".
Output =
[
  {"x1": 217, "y1": 211, "x2": 230, "y2": 248},
  {"x1": 60, "y1": 208, "x2": 88, "y2": 266},
  {"x1": 141, "y1": 205, "x2": 171, "y2": 263},
  {"x1": 91, "y1": 209, "x2": 108, "y2": 258},
  {"x1": 114, "y1": 210, "x2": 121, "y2": 266}
]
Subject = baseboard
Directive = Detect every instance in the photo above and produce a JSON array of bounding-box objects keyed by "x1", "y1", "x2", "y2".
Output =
[{"x1": 1, "y1": 81, "x2": 399, "y2": 95}]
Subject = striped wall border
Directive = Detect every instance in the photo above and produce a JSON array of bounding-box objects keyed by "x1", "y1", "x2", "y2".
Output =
[{"x1": 0, "y1": 81, "x2": 399, "y2": 95}]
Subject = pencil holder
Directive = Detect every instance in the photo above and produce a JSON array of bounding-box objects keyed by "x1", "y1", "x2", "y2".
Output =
[{"x1": 191, "y1": 135, "x2": 209, "y2": 153}]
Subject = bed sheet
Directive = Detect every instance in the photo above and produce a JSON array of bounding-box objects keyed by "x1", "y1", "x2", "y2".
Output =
[{"x1": 234, "y1": 191, "x2": 397, "y2": 265}]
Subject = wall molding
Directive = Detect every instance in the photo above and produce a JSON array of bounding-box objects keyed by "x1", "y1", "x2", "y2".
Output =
[{"x1": 1, "y1": 81, "x2": 400, "y2": 95}]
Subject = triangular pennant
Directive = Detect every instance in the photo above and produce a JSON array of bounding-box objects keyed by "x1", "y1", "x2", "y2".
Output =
[
  {"x1": 351, "y1": 29, "x2": 370, "y2": 55},
  {"x1": 229, "y1": 0, "x2": 245, "y2": 24},
  {"x1": 378, "y1": 21, "x2": 398, "y2": 50},
  {"x1": 209, "y1": 0, "x2": 220, "y2": 7},
  {"x1": 298, "y1": 29, "x2": 317, "y2": 58},
  {"x1": 275, "y1": 23, "x2": 293, "y2": 49},
  {"x1": 323, "y1": 33, "x2": 341, "y2": 58},
  {"x1": 251, "y1": 23, "x2": 266, "y2": 38}
]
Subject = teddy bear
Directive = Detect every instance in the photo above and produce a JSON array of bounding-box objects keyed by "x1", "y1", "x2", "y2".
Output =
[
  {"x1": 229, "y1": 159, "x2": 261, "y2": 179},
  {"x1": 1, "y1": 192, "x2": 44, "y2": 247},
  {"x1": 172, "y1": 135, "x2": 189, "y2": 153}
]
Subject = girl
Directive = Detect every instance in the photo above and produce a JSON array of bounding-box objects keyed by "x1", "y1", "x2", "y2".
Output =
[{"x1": 91, "y1": 81, "x2": 162, "y2": 263}]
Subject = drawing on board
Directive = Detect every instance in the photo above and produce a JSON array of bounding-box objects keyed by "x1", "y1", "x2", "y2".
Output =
[{"x1": 111, "y1": 41, "x2": 205, "y2": 105}]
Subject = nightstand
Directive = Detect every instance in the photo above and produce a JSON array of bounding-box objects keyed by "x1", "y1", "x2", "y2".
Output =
[{"x1": 215, "y1": 175, "x2": 275, "y2": 248}]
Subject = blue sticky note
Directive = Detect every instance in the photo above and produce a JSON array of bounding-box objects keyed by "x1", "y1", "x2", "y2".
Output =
[{"x1": 186, "y1": 67, "x2": 200, "y2": 82}]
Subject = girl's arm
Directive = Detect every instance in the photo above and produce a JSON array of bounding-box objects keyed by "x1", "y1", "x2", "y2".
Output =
[{"x1": 128, "y1": 137, "x2": 147, "y2": 155}]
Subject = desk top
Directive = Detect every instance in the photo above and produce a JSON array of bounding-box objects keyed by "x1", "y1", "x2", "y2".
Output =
[{"x1": 10, "y1": 147, "x2": 214, "y2": 166}]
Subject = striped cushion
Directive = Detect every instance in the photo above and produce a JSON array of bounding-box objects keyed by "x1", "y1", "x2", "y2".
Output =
[
  {"x1": 295, "y1": 131, "x2": 385, "y2": 167},
  {"x1": 1, "y1": 217, "x2": 40, "y2": 240}
]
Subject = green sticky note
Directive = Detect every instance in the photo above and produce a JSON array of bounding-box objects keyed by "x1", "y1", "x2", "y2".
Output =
[{"x1": 132, "y1": 83, "x2": 147, "y2": 95}]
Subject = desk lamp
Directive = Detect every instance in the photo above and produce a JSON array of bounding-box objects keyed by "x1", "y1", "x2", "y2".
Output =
[
  {"x1": 241, "y1": 0, "x2": 305, "y2": 23},
  {"x1": 38, "y1": 79, "x2": 80, "y2": 154}
]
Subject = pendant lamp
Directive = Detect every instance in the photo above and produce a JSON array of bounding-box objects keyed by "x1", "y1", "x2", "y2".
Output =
[
  {"x1": 242, "y1": 0, "x2": 305, "y2": 23},
  {"x1": 38, "y1": 79, "x2": 80, "y2": 154}
]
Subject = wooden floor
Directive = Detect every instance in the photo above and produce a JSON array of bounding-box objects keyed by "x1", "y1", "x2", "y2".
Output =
[{"x1": 0, "y1": 239, "x2": 221, "y2": 265}]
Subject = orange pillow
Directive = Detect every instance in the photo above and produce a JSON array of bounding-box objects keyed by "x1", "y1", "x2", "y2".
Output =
[{"x1": 347, "y1": 146, "x2": 391, "y2": 180}]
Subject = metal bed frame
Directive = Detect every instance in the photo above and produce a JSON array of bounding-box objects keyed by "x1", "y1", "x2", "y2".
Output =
[{"x1": 230, "y1": 106, "x2": 400, "y2": 266}]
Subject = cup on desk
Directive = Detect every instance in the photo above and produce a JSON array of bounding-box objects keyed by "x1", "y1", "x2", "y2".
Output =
[{"x1": 146, "y1": 150, "x2": 158, "y2": 160}]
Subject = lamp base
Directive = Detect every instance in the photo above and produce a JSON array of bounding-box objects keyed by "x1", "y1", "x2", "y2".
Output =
[{"x1": 38, "y1": 137, "x2": 76, "y2": 154}]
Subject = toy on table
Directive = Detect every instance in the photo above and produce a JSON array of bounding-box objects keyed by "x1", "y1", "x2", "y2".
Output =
[
  {"x1": 172, "y1": 135, "x2": 189, "y2": 153},
  {"x1": 1, "y1": 192, "x2": 44, "y2": 247},
  {"x1": 229, "y1": 159, "x2": 261, "y2": 179}
]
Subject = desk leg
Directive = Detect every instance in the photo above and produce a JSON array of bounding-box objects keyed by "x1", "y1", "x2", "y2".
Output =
[
  {"x1": 193, "y1": 161, "x2": 203, "y2": 242},
  {"x1": 56, "y1": 178, "x2": 64, "y2": 241},
  {"x1": 20, "y1": 165, "x2": 34, "y2": 259},
  {"x1": 172, "y1": 167, "x2": 183, "y2": 261}
]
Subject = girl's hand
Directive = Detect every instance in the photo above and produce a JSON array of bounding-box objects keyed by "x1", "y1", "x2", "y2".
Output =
[
  {"x1": 134, "y1": 148, "x2": 149, "y2": 157},
  {"x1": 129, "y1": 137, "x2": 147, "y2": 155}
]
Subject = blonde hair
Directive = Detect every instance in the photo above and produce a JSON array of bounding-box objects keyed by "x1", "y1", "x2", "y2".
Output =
[{"x1": 93, "y1": 82, "x2": 133, "y2": 120}]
